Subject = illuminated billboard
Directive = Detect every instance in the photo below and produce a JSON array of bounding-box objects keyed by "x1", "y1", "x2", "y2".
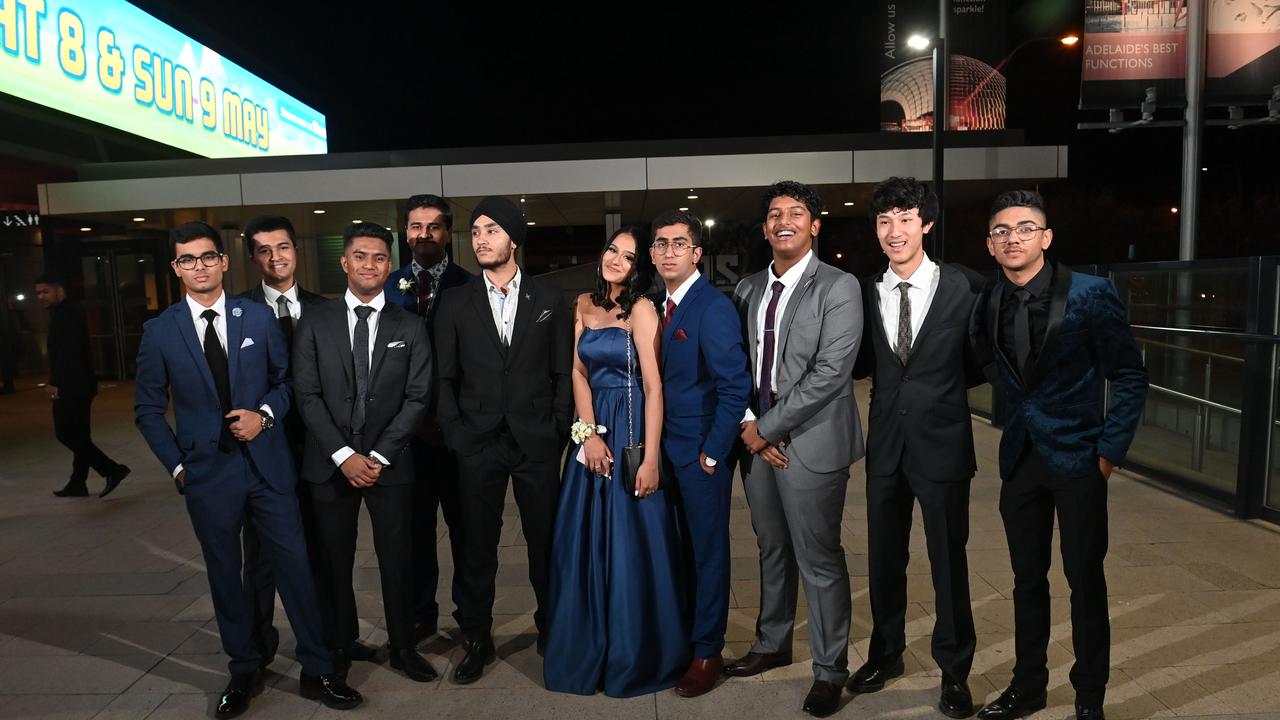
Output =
[{"x1": 0, "y1": 0, "x2": 327, "y2": 157}]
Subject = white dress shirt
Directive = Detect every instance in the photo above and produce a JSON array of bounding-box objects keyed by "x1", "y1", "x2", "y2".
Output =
[
  {"x1": 665, "y1": 269, "x2": 701, "y2": 308},
  {"x1": 744, "y1": 251, "x2": 814, "y2": 423},
  {"x1": 174, "y1": 291, "x2": 271, "y2": 479},
  {"x1": 483, "y1": 267, "x2": 521, "y2": 345},
  {"x1": 877, "y1": 253, "x2": 940, "y2": 349},
  {"x1": 331, "y1": 289, "x2": 390, "y2": 469},
  {"x1": 261, "y1": 282, "x2": 302, "y2": 320}
]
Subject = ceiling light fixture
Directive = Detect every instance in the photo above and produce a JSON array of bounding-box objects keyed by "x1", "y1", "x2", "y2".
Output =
[{"x1": 313, "y1": 209, "x2": 325, "y2": 215}]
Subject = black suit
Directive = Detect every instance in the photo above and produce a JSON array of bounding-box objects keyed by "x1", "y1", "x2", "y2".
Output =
[
  {"x1": 235, "y1": 283, "x2": 327, "y2": 664},
  {"x1": 293, "y1": 296, "x2": 432, "y2": 653},
  {"x1": 392, "y1": 262, "x2": 476, "y2": 633},
  {"x1": 47, "y1": 300, "x2": 122, "y2": 489},
  {"x1": 853, "y1": 263, "x2": 987, "y2": 683},
  {"x1": 434, "y1": 272, "x2": 573, "y2": 643}
]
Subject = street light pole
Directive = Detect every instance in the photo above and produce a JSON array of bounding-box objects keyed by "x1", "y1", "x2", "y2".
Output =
[{"x1": 931, "y1": 0, "x2": 949, "y2": 262}]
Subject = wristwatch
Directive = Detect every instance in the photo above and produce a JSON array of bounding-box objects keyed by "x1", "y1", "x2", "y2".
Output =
[{"x1": 254, "y1": 409, "x2": 275, "y2": 431}]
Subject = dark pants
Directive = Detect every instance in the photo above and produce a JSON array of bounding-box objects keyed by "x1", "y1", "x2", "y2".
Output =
[
  {"x1": 410, "y1": 436, "x2": 465, "y2": 630},
  {"x1": 183, "y1": 448, "x2": 332, "y2": 676},
  {"x1": 241, "y1": 438, "x2": 314, "y2": 664},
  {"x1": 52, "y1": 394, "x2": 119, "y2": 486},
  {"x1": 669, "y1": 458, "x2": 733, "y2": 658},
  {"x1": 454, "y1": 432, "x2": 560, "y2": 644},
  {"x1": 1000, "y1": 443, "x2": 1110, "y2": 707},
  {"x1": 866, "y1": 468, "x2": 976, "y2": 682},
  {"x1": 309, "y1": 476, "x2": 415, "y2": 652}
]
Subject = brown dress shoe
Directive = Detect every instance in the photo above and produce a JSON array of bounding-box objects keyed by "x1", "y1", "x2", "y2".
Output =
[
  {"x1": 723, "y1": 650, "x2": 793, "y2": 677},
  {"x1": 674, "y1": 655, "x2": 724, "y2": 697}
]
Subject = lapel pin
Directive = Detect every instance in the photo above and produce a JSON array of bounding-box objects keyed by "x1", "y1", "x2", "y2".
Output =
[{"x1": 231, "y1": 307, "x2": 242, "y2": 317}]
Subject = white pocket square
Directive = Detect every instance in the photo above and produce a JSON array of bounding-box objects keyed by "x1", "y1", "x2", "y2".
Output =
[
  {"x1": 536, "y1": 309, "x2": 552, "y2": 323},
  {"x1": 387, "y1": 340, "x2": 407, "y2": 348},
  {"x1": 240, "y1": 337, "x2": 254, "y2": 349}
]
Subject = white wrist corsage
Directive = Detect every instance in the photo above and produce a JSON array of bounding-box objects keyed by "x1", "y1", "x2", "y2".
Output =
[{"x1": 570, "y1": 419, "x2": 607, "y2": 444}]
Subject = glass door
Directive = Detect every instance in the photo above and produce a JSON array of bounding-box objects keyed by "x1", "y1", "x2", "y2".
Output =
[{"x1": 80, "y1": 245, "x2": 169, "y2": 380}]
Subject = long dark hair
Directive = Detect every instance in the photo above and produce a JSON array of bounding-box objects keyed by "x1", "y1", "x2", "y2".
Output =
[{"x1": 590, "y1": 226, "x2": 652, "y2": 320}]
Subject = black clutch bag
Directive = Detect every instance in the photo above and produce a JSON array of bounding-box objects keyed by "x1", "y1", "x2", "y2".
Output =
[{"x1": 621, "y1": 320, "x2": 663, "y2": 497}]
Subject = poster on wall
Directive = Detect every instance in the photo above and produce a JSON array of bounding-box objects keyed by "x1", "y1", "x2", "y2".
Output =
[
  {"x1": 0, "y1": 0, "x2": 328, "y2": 157},
  {"x1": 879, "y1": 0, "x2": 1011, "y2": 132}
]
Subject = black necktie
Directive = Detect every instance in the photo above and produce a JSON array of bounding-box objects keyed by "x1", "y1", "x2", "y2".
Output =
[
  {"x1": 1013, "y1": 287, "x2": 1032, "y2": 377},
  {"x1": 200, "y1": 309, "x2": 235, "y2": 451},
  {"x1": 275, "y1": 295, "x2": 293, "y2": 347},
  {"x1": 895, "y1": 281, "x2": 913, "y2": 365},
  {"x1": 351, "y1": 305, "x2": 374, "y2": 432}
]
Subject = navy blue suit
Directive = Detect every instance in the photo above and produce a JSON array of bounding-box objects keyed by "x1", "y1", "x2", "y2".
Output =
[
  {"x1": 659, "y1": 274, "x2": 751, "y2": 658},
  {"x1": 978, "y1": 263, "x2": 1147, "y2": 707},
  {"x1": 134, "y1": 294, "x2": 332, "y2": 676}
]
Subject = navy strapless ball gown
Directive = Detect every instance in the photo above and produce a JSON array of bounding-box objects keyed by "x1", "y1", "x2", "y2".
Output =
[{"x1": 543, "y1": 326, "x2": 689, "y2": 697}]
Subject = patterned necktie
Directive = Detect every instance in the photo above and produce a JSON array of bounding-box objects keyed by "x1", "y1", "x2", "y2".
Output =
[
  {"x1": 663, "y1": 298, "x2": 676, "y2": 333},
  {"x1": 200, "y1": 309, "x2": 235, "y2": 451},
  {"x1": 416, "y1": 269, "x2": 434, "y2": 317},
  {"x1": 895, "y1": 281, "x2": 912, "y2": 365},
  {"x1": 275, "y1": 295, "x2": 293, "y2": 346},
  {"x1": 351, "y1": 305, "x2": 374, "y2": 432},
  {"x1": 1013, "y1": 287, "x2": 1032, "y2": 377},
  {"x1": 759, "y1": 280, "x2": 785, "y2": 414}
]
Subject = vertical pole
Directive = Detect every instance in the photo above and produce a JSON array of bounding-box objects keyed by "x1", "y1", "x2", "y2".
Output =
[
  {"x1": 931, "y1": 0, "x2": 949, "y2": 262},
  {"x1": 1180, "y1": 0, "x2": 1205, "y2": 260}
]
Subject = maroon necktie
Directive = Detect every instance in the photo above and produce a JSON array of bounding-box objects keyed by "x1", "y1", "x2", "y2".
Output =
[
  {"x1": 759, "y1": 280, "x2": 785, "y2": 414},
  {"x1": 663, "y1": 298, "x2": 676, "y2": 333}
]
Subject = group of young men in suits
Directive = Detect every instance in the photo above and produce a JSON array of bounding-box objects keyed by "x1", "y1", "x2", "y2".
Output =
[
  {"x1": 125, "y1": 176, "x2": 1145, "y2": 720},
  {"x1": 717, "y1": 178, "x2": 1146, "y2": 720}
]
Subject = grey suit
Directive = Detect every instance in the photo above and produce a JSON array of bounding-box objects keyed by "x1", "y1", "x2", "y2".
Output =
[{"x1": 732, "y1": 256, "x2": 863, "y2": 685}]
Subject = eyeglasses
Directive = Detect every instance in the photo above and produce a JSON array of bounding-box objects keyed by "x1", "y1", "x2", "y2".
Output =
[
  {"x1": 650, "y1": 240, "x2": 697, "y2": 256},
  {"x1": 173, "y1": 252, "x2": 225, "y2": 270},
  {"x1": 987, "y1": 225, "x2": 1046, "y2": 245}
]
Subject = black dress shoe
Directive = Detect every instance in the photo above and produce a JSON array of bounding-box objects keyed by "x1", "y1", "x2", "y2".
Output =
[
  {"x1": 802, "y1": 680, "x2": 843, "y2": 717},
  {"x1": 99, "y1": 465, "x2": 130, "y2": 498},
  {"x1": 845, "y1": 655, "x2": 905, "y2": 693},
  {"x1": 53, "y1": 481, "x2": 88, "y2": 497},
  {"x1": 216, "y1": 672, "x2": 263, "y2": 718},
  {"x1": 390, "y1": 647, "x2": 439, "y2": 682},
  {"x1": 452, "y1": 640, "x2": 495, "y2": 685},
  {"x1": 299, "y1": 672, "x2": 362, "y2": 710},
  {"x1": 1075, "y1": 704, "x2": 1106, "y2": 720},
  {"x1": 940, "y1": 677, "x2": 975, "y2": 718},
  {"x1": 723, "y1": 650, "x2": 794, "y2": 677},
  {"x1": 976, "y1": 685, "x2": 1047, "y2": 720}
]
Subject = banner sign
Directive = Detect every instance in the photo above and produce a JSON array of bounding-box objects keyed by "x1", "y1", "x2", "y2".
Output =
[
  {"x1": 880, "y1": 0, "x2": 1010, "y2": 132},
  {"x1": 1080, "y1": 0, "x2": 1280, "y2": 109},
  {"x1": 0, "y1": 0, "x2": 328, "y2": 157}
]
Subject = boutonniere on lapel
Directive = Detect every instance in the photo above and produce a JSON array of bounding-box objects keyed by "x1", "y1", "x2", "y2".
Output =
[
  {"x1": 523, "y1": 292, "x2": 532, "y2": 302},
  {"x1": 397, "y1": 277, "x2": 416, "y2": 296},
  {"x1": 231, "y1": 307, "x2": 242, "y2": 318}
]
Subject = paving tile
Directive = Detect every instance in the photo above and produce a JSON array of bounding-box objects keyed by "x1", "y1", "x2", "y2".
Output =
[
  {"x1": 0, "y1": 694, "x2": 114, "y2": 719},
  {"x1": 0, "y1": 655, "x2": 157, "y2": 694}
]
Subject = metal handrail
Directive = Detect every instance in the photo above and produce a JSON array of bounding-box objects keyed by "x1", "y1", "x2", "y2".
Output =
[
  {"x1": 1135, "y1": 336, "x2": 1246, "y2": 364},
  {"x1": 1148, "y1": 383, "x2": 1241, "y2": 416},
  {"x1": 1130, "y1": 324, "x2": 1280, "y2": 344}
]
